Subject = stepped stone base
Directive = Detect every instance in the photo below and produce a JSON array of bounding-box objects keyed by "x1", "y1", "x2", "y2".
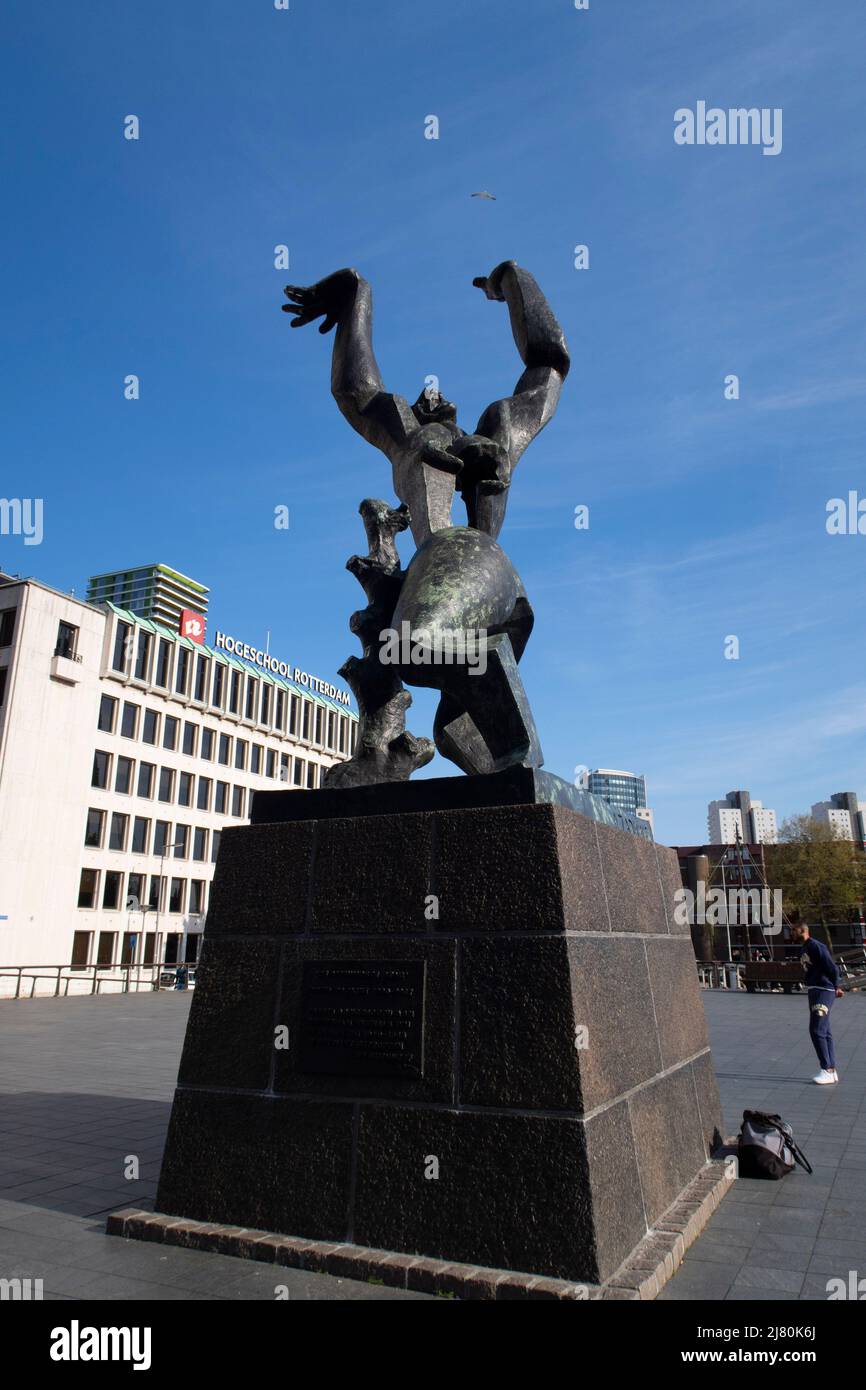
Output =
[
  {"x1": 120, "y1": 785, "x2": 726, "y2": 1287},
  {"x1": 109, "y1": 1157, "x2": 734, "y2": 1299}
]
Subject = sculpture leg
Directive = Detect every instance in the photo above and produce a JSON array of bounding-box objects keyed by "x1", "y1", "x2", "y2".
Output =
[{"x1": 418, "y1": 632, "x2": 543, "y2": 775}]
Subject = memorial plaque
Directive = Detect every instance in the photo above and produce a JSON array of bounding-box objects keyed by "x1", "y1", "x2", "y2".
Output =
[{"x1": 299, "y1": 960, "x2": 426, "y2": 1077}]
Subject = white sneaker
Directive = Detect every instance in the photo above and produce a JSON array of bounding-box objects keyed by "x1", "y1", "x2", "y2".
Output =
[
  {"x1": 831, "y1": 1069, "x2": 840, "y2": 1082},
  {"x1": 812, "y1": 1069, "x2": 836, "y2": 1085}
]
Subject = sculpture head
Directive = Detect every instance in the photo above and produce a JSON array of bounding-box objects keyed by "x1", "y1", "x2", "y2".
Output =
[{"x1": 412, "y1": 387, "x2": 457, "y2": 426}]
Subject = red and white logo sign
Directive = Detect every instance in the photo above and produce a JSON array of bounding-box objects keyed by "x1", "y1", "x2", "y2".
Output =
[{"x1": 179, "y1": 610, "x2": 206, "y2": 645}]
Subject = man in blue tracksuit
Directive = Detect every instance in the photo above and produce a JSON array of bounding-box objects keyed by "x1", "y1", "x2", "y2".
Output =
[{"x1": 791, "y1": 923, "x2": 843, "y2": 1084}]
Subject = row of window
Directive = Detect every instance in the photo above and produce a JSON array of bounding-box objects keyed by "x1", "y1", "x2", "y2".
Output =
[
  {"x1": 85, "y1": 810, "x2": 222, "y2": 861},
  {"x1": 97, "y1": 695, "x2": 334, "y2": 780},
  {"x1": 70, "y1": 928, "x2": 199, "y2": 969},
  {"x1": 109, "y1": 619, "x2": 352, "y2": 753},
  {"x1": 91, "y1": 746, "x2": 319, "y2": 811},
  {"x1": 77, "y1": 866, "x2": 207, "y2": 915}
]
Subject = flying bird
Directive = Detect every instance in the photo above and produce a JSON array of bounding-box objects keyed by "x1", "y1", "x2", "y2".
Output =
[{"x1": 471, "y1": 190, "x2": 497, "y2": 200}]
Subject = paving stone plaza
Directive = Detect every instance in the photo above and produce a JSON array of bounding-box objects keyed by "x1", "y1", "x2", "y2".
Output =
[{"x1": 0, "y1": 988, "x2": 863, "y2": 1302}]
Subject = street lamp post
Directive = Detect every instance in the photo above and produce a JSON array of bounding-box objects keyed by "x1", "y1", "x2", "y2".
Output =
[{"x1": 155, "y1": 838, "x2": 183, "y2": 979}]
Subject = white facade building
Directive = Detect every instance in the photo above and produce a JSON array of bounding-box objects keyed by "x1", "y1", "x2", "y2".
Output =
[
  {"x1": 707, "y1": 790, "x2": 777, "y2": 845},
  {"x1": 0, "y1": 571, "x2": 357, "y2": 994},
  {"x1": 811, "y1": 793, "x2": 866, "y2": 846}
]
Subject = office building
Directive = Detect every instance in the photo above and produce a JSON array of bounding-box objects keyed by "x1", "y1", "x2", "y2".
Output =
[
  {"x1": 579, "y1": 768, "x2": 655, "y2": 835},
  {"x1": 0, "y1": 565, "x2": 357, "y2": 994}
]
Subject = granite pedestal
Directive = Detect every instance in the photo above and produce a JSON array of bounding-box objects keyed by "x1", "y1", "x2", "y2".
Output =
[{"x1": 148, "y1": 777, "x2": 724, "y2": 1287}]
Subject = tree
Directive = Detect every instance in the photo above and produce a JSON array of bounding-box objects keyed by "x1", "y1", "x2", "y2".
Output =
[{"x1": 766, "y1": 815, "x2": 866, "y2": 949}]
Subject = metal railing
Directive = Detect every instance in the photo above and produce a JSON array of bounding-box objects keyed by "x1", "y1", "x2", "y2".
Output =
[
  {"x1": 698, "y1": 946, "x2": 866, "y2": 993},
  {"x1": 0, "y1": 962, "x2": 197, "y2": 1000}
]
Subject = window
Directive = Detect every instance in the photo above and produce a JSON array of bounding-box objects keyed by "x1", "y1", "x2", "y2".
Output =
[
  {"x1": 315, "y1": 707, "x2": 324, "y2": 744},
  {"x1": 115, "y1": 756, "x2": 133, "y2": 795},
  {"x1": 155, "y1": 638, "x2": 171, "y2": 688},
  {"x1": 153, "y1": 821, "x2": 170, "y2": 857},
  {"x1": 276, "y1": 689, "x2": 286, "y2": 730},
  {"x1": 178, "y1": 771, "x2": 193, "y2": 807},
  {"x1": 190, "y1": 880, "x2": 205, "y2": 914},
  {"x1": 289, "y1": 695, "x2": 299, "y2": 736},
  {"x1": 212, "y1": 662, "x2": 225, "y2": 707},
  {"x1": 55, "y1": 620, "x2": 78, "y2": 659},
  {"x1": 0, "y1": 667, "x2": 7, "y2": 707},
  {"x1": 218, "y1": 733, "x2": 231, "y2": 765},
  {"x1": 163, "y1": 716, "x2": 179, "y2": 751},
  {"x1": 143, "y1": 934, "x2": 156, "y2": 965},
  {"x1": 173, "y1": 825, "x2": 189, "y2": 859},
  {"x1": 196, "y1": 777, "x2": 212, "y2": 811},
  {"x1": 109, "y1": 813, "x2": 128, "y2": 851},
  {"x1": 84, "y1": 808, "x2": 105, "y2": 848},
  {"x1": 158, "y1": 768, "x2": 174, "y2": 803},
  {"x1": 71, "y1": 930, "x2": 92, "y2": 966},
  {"x1": 215, "y1": 781, "x2": 228, "y2": 814},
  {"x1": 131, "y1": 817, "x2": 150, "y2": 854},
  {"x1": 260, "y1": 683, "x2": 272, "y2": 725},
  {"x1": 229, "y1": 669, "x2": 241, "y2": 714},
  {"x1": 212, "y1": 830, "x2": 221, "y2": 863},
  {"x1": 97, "y1": 932, "x2": 116, "y2": 967},
  {"x1": 266, "y1": 750, "x2": 276, "y2": 778},
  {"x1": 137, "y1": 762, "x2": 155, "y2": 798},
  {"x1": 147, "y1": 876, "x2": 162, "y2": 911},
  {"x1": 194, "y1": 654, "x2": 208, "y2": 702},
  {"x1": 0, "y1": 608, "x2": 16, "y2": 647},
  {"x1": 293, "y1": 758, "x2": 304, "y2": 786},
  {"x1": 121, "y1": 702, "x2": 139, "y2": 739},
  {"x1": 245, "y1": 677, "x2": 257, "y2": 720},
  {"x1": 302, "y1": 701, "x2": 311, "y2": 740},
  {"x1": 103, "y1": 871, "x2": 122, "y2": 909},
  {"x1": 251, "y1": 744, "x2": 262, "y2": 775},
  {"x1": 121, "y1": 932, "x2": 138, "y2": 965},
  {"x1": 98, "y1": 695, "x2": 117, "y2": 733},
  {"x1": 231, "y1": 786, "x2": 245, "y2": 818},
  {"x1": 134, "y1": 630, "x2": 151, "y2": 681},
  {"x1": 91, "y1": 750, "x2": 111, "y2": 789},
  {"x1": 112, "y1": 621, "x2": 131, "y2": 673},
  {"x1": 235, "y1": 739, "x2": 247, "y2": 771},
  {"x1": 279, "y1": 753, "x2": 290, "y2": 784},
  {"x1": 201, "y1": 728, "x2": 215, "y2": 760},
  {"x1": 328, "y1": 712, "x2": 336, "y2": 749},
  {"x1": 169, "y1": 879, "x2": 185, "y2": 914},
  {"x1": 307, "y1": 762, "x2": 316, "y2": 789},
  {"x1": 77, "y1": 869, "x2": 99, "y2": 909},
  {"x1": 176, "y1": 647, "x2": 190, "y2": 696},
  {"x1": 142, "y1": 709, "x2": 159, "y2": 744},
  {"x1": 193, "y1": 827, "x2": 208, "y2": 861},
  {"x1": 182, "y1": 722, "x2": 197, "y2": 756}
]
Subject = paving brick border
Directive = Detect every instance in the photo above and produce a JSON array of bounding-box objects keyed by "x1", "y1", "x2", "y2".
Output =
[{"x1": 107, "y1": 1155, "x2": 733, "y2": 1300}]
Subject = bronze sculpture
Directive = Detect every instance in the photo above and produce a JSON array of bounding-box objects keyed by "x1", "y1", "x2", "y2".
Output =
[{"x1": 282, "y1": 261, "x2": 570, "y2": 786}]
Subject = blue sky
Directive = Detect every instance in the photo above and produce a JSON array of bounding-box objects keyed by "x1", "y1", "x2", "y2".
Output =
[{"x1": 2, "y1": 0, "x2": 865, "y2": 843}]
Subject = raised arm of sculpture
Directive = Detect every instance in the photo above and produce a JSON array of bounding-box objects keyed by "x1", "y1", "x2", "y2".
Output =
[
  {"x1": 458, "y1": 261, "x2": 571, "y2": 537},
  {"x1": 282, "y1": 269, "x2": 418, "y2": 462}
]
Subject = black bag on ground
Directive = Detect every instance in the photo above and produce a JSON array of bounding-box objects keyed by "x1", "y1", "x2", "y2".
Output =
[{"x1": 737, "y1": 1110, "x2": 813, "y2": 1180}]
